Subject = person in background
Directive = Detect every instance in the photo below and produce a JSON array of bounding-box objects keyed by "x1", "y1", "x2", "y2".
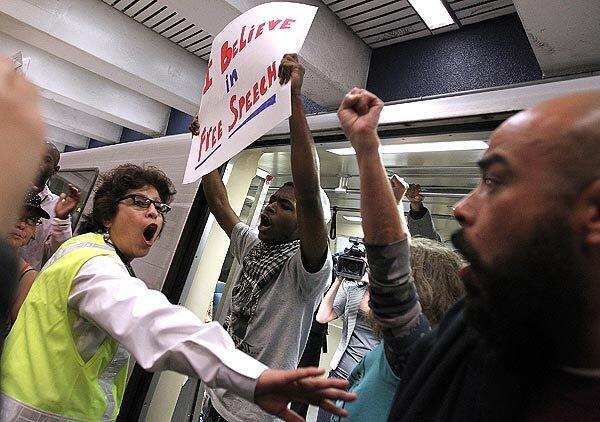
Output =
[
  {"x1": 332, "y1": 236, "x2": 464, "y2": 421},
  {"x1": 197, "y1": 54, "x2": 333, "y2": 422},
  {"x1": 5, "y1": 192, "x2": 49, "y2": 324},
  {"x1": 315, "y1": 245, "x2": 380, "y2": 422},
  {"x1": 0, "y1": 163, "x2": 355, "y2": 422},
  {"x1": 396, "y1": 181, "x2": 441, "y2": 242},
  {"x1": 0, "y1": 54, "x2": 45, "y2": 348},
  {"x1": 21, "y1": 141, "x2": 80, "y2": 270}
]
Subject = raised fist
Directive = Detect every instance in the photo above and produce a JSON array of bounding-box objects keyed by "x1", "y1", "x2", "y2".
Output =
[
  {"x1": 278, "y1": 53, "x2": 304, "y2": 96},
  {"x1": 337, "y1": 88, "x2": 384, "y2": 154}
]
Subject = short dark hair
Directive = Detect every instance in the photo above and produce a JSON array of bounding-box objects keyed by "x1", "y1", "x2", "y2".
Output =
[
  {"x1": 283, "y1": 181, "x2": 294, "y2": 188},
  {"x1": 79, "y1": 164, "x2": 176, "y2": 234}
]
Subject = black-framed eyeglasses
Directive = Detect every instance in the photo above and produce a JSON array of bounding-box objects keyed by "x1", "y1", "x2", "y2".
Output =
[{"x1": 116, "y1": 194, "x2": 171, "y2": 215}]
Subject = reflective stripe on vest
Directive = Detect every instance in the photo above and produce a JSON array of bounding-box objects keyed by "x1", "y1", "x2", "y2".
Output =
[{"x1": 1, "y1": 233, "x2": 130, "y2": 421}]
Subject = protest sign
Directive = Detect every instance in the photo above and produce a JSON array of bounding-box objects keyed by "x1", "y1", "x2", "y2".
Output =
[{"x1": 183, "y1": 2, "x2": 317, "y2": 183}]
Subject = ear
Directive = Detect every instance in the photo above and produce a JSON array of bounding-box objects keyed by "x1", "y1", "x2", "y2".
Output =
[
  {"x1": 581, "y1": 179, "x2": 600, "y2": 247},
  {"x1": 54, "y1": 165, "x2": 61, "y2": 174}
]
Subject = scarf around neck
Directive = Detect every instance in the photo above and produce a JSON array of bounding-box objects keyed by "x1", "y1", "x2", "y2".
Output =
[{"x1": 226, "y1": 238, "x2": 300, "y2": 347}]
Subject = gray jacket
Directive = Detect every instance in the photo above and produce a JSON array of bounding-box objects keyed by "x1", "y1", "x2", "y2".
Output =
[{"x1": 407, "y1": 207, "x2": 441, "y2": 242}]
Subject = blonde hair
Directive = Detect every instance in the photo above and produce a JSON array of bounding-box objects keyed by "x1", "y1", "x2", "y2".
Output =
[{"x1": 410, "y1": 238, "x2": 464, "y2": 325}]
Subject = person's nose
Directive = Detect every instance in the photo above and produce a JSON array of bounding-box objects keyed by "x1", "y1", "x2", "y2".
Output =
[
  {"x1": 453, "y1": 191, "x2": 478, "y2": 228},
  {"x1": 16, "y1": 220, "x2": 26, "y2": 230},
  {"x1": 145, "y1": 204, "x2": 159, "y2": 219},
  {"x1": 264, "y1": 202, "x2": 276, "y2": 214}
]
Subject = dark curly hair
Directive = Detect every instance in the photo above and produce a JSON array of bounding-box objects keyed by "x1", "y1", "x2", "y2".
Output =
[{"x1": 79, "y1": 164, "x2": 176, "y2": 234}]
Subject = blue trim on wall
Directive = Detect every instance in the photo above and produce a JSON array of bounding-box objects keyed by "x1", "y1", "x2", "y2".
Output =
[
  {"x1": 366, "y1": 13, "x2": 542, "y2": 102},
  {"x1": 166, "y1": 108, "x2": 195, "y2": 136},
  {"x1": 88, "y1": 139, "x2": 111, "y2": 149},
  {"x1": 64, "y1": 145, "x2": 82, "y2": 153},
  {"x1": 120, "y1": 127, "x2": 149, "y2": 143}
]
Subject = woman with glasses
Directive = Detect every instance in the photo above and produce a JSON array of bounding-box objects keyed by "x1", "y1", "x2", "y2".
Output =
[
  {"x1": 0, "y1": 163, "x2": 354, "y2": 422},
  {"x1": 4, "y1": 191, "x2": 47, "y2": 326}
]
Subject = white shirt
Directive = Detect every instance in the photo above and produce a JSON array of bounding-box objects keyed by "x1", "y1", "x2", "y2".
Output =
[
  {"x1": 67, "y1": 254, "x2": 267, "y2": 403},
  {"x1": 20, "y1": 185, "x2": 72, "y2": 270}
]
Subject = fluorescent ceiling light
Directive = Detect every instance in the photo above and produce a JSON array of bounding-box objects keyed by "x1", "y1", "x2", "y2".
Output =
[
  {"x1": 408, "y1": 0, "x2": 455, "y2": 30},
  {"x1": 327, "y1": 141, "x2": 488, "y2": 156},
  {"x1": 343, "y1": 216, "x2": 363, "y2": 222}
]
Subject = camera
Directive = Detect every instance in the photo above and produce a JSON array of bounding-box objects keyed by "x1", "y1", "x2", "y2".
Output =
[{"x1": 335, "y1": 241, "x2": 367, "y2": 281}]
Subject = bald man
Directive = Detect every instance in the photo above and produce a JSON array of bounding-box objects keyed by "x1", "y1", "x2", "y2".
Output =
[
  {"x1": 21, "y1": 142, "x2": 80, "y2": 269},
  {"x1": 365, "y1": 92, "x2": 600, "y2": 422},
  {"x1": 333, "y1": 90, "x2": 600, "y2": 422}
]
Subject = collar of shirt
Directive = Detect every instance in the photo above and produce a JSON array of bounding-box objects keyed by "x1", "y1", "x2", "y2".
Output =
[{"x1": 38, "y1": 184, "x2": 53, "y2": 204}]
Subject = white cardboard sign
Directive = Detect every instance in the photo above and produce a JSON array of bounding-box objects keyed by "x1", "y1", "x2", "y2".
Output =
[{"x1": 183, "y1": 2, "x2": 317, "y2": 183}]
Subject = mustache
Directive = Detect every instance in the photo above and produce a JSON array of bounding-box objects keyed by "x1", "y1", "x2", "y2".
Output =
[{"x1": 451, "y1": 229, "x2": 484, "y2": 272}]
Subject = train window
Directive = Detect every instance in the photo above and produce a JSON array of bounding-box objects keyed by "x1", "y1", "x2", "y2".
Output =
[{"x1": 49, "y1": 168, "x2": 99, "y2": 230}]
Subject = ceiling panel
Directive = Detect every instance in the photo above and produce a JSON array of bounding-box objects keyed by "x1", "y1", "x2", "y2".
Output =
[
  {"x1": 325, "y1": 0, "x2": 516, "y2": 48},
  {"x1": 104, "y1": 0, "x2": 213, "y2": 59}
]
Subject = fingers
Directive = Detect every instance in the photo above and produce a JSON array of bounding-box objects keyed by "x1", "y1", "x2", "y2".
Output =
[
  {"x1": 309, "y1": 386, "x2": 356, "y2": 403},
  {"x1": 317, "y1": 398, "x2": 349, "y2": 418},
  {"x1": 338, "y1": 88, "x2": 382, "y2": 117},
  {"x1": 68, "y1": 184, "x2": 80, "y2": 198},
  {"x1": 297, "y1": 375, "x2": 349, "y2": 391},
  {"x1": 281, "y1": 367, "x2": 325, "y2": 383},
  {"x1": 338, "y1": 89, "x2": 361, "y2": 114},
  {"x1": 278, "y1": 53, "x2": 302, "y2": 86}
]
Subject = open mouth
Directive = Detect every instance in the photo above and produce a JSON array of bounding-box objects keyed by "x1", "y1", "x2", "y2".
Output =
[
  {"x1": 143, "y1": 223, "x2": 158, "y2": 243},
  {"x1": 258, "y1": 213, "x2": 272, "y2": 231}
]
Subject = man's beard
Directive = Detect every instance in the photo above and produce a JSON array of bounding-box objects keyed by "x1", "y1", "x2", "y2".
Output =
[{"x1": 451, "y1": 217, "x2": 589, "y2": 370}]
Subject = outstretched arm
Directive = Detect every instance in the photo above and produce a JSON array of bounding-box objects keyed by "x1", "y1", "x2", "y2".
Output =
[
  {"x1": 337, "y1": 89, "x2": 430, "y2": 377},
  {"x1": 279, "y1": 54, "x2": 329, "y2": 273},
  {"x1": 201, "y1": 169, "x2": 241, "y2": 238},
  {"x1": 337, "y1": 89, "x2": 405, "y2": 245}
]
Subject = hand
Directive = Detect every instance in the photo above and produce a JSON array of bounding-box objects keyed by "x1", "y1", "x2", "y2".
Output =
[
  {"x1": 54, "y1": 184, "x2": 80, "y2": 219},
  {"x1": 337, "y1": 88, "x2": 384, "y2": 154},
  {"x1": 255, "y1": 367, "x2": 356, "y2": 422},
  {"x1": 406, "y1": 183, "x2": 424, "y2": 203},
  {"x1": 0, "y1": 56, "x2": 45, "y2": 233},
  {"x1": 278, "y1": 53, "x2": 304, "y2": 97},
  {"x1": 390, "y1": 174, "x2": 409, "y2": 204},
  {"x1": 189, "y1": 115, "x2": 200, "y2": 137}
]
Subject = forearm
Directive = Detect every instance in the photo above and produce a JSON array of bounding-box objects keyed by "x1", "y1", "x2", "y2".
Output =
[
  {"x1": 357, "y1": 144, "x2": 407, "y2": 244},
  {"x1": 316, "y1": 277, "x2": 343, "y2": 323},
  {"x1": 201, "y1": 169, "x2": 240, "y2": 236},
  {"x1": 366, "y1": 240, "x2": 430, "y2": 377},
  {"x1": 290, "y1": 93, "x2": 328, "y2": 271},
  {"x1": 289, "y1": 94, "x2": 321, "y2": 198},
  {"x1": 69, "y1": 257, "x2": 267, "y2": 402},
  {"x1": 202, "y1": 169, "x2": 230, "y2": 209}
]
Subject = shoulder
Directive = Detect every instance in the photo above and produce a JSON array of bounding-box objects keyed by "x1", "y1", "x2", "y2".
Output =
[{"x1": 232, "y1": 222, "x2": 258, "y2": 243}]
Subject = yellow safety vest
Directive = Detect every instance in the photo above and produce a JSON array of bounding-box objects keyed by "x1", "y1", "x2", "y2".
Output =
[{"x1": 1, "y1": 233, "x2": 130, "y2": 421}]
